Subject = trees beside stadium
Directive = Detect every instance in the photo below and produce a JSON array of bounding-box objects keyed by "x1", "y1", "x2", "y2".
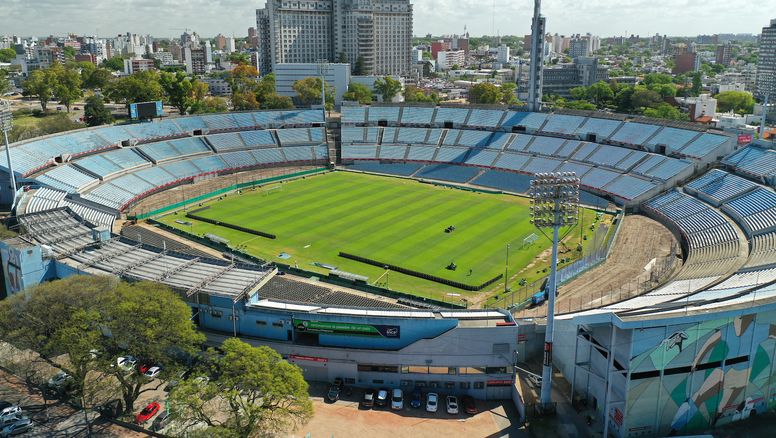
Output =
[
  {"x1": 0, "y1": 276, "x2": 311, "y2": 434},
  {"x1": 168, "y1": 338, "x2": 313, "y2": 437},
  {"x1": 0, "y1": 276, "x2": 204, "y2": 414}
]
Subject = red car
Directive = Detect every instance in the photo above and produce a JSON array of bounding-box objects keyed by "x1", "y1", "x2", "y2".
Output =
[
  {"x1": 462, "y1": 395, "x2": 478, "y2": 414},
  {"x1": 135, "y1": 402, "x2": 160, "y2": 424},
  {"x1": 137, "y1": 363, "x2": 152, "y2": 374}
]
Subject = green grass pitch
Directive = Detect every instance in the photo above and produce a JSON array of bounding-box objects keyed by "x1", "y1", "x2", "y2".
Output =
[{"x1": 159, "y1": 171, "x2": 599, "y2": 300}]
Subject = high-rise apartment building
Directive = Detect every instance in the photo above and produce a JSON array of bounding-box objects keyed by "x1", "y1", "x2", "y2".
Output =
[
  {"x1": 756, "y1": 19, "x2": 776, "y2": 100},
  {"x1": 256, "y1": 0, "x2": 413, "y2": 76},
  {"x1": 715, "y1": 42, "x2": 733, "y2": 66}
]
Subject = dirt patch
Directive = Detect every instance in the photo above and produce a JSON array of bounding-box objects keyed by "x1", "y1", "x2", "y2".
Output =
[{"x1": 519, "y1": 215, "x2": 680, "y2": 317}]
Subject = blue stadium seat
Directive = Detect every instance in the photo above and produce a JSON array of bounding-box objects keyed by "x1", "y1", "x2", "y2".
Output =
[
  {"x1": 347, "y1": 162, "x2": 423, "y2": 176},
  {"x1": 466, "y1": 109, "x2": 505, "y2": 128},
  {"x1": 416, "y1": 164, "x2": 480, "y2": 183},
  {"x1": 494, "y1": 152, "x2": 531, "y2": 171},
  {"x1": 465, "y1": 149, "x2": 500, "y2": 167},
  {"x1": 239, "y1": 130, "x2": 277, "y2": 148},
  {"x1": 610, "y1": 122, "x2": 660, "y2": 146},
  {"x1": 400, "y1": 107, "x2": 435, "y2": 125},
  {"x1": 341, "y1": 106, "x2": 367, "y2": 124},
  {"x1": 541, "y1": 114, "x2": 585, "y2": 135},
  {"x1": 342, "y1": 145, "x2": 378, "y2": 160},
  {"x1": 434, "y1": 107, "x2": 470, "y2": 125},
  {"x1": 367, "y1": 107, "x2": 400, "y2": 123},
  {"x1": 471, "y1": 170, "x2": 533, "y2": 193},
  {"x1": 679, "y1": 133, "x2": 729, "y2": 159},
  {"x1": 406, "y1": 145, "x2": 437, "y2": 161},
  {"x1": 577, "y1": 117, "x2": 622, "y2": 139},
  {"x1": 603, "y1": 174, "x2": 657, "y2": 200},
  {"x1": 207, "y1": 133, "x2": 246, "y2": 152},
  {"x1": 172, "y1": 116, "x2": 207, "y2": 132}
]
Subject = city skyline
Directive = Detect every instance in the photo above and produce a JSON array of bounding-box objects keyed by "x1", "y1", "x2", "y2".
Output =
[{"x1": 0, "y1": 0, "x2": 769, "y2": 39}]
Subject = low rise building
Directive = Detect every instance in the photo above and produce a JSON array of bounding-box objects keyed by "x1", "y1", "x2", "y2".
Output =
[{"x1": 274, "y1": 63, "x2": 350, "y2": 106}]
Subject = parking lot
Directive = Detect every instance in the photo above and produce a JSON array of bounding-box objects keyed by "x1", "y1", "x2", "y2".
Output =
[{"x1": 292, "y1": 383, "x2": 526, "y2": 438}]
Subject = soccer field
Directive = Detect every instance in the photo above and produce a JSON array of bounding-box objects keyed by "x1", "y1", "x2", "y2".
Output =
[{"x1": 158, "y1": 171, "x2": 600, "y2": 300}]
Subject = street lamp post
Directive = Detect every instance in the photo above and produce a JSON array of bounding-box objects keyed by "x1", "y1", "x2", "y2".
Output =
[
  {"x1": 529, "y1": 172, "x2": 580, "y2": 414},
  {"x1": 504, "y1": 243, "x2": 510, "y2": 293},
  {"x1": 0, "y1": 100, "x2": 17, "y2": 207}
]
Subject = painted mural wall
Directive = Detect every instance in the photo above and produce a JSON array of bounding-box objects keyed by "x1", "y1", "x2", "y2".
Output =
[{"x1": 616, "y1": 309, "x2": 776, "y2": 437}]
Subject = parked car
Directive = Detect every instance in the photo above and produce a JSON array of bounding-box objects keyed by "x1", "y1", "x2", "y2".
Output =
[
  {"x1": 410, "y1": 389, "x2": 422, "y2": 409},
  {"x1": 165, "y1": 369, "x2": 193, "y2": 392},
  {"x1": 375, "y1": 388, "x2": 389, "y2": 407},
  {"x1": 151, "y1": 411, "x2": 171, "y2": 432},
  {"x1": 462, "y1": 395, "x2": 478, "y2": 414},
  {"x1": 0, "y1": 402, "x2": 12, "y2": 412},
  {"x1": 0, "y1": 417, "x2": 32, "y2": 436},
  {"x1": 47, "y1": 371, "x2": 72, "y2": 389},
  {"x1": 137, "y1": 363, "x2": 152, "y2": 374},
  {"x1": 0, "y1": 406, "x2": 20, "y2": 419},
  {"x1": 361, "y1": 389, "x2": 375, "y2": 408},
  {"x1": 116, "y1": 356, "x2": 137, "y2": 372},
  {"x1": 135, "y1": 402, "x2": 160, "y2": 424},
  {"x1": 390, "y1": 388, "x2": 404, "y2": 410},
  {"x1": 446, "y1": 396, "x2": 459, "y2": 415},
  {"x1": 426, "y1": 392, "x2": 439, "y2": 413},
  {"x1": 0, "y1": 415, "x2": 23, "y2": 429},
  {"x1": 144, "y1": 366, "x2": 162, "y2": 379},
  {"x1": 326, "y1": 384, "x2": 341, "y2": 402}
]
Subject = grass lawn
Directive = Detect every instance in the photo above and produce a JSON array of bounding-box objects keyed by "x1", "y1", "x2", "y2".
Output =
[{"x1": 158, "y1": 171, "x2": 603, "y2": 300}]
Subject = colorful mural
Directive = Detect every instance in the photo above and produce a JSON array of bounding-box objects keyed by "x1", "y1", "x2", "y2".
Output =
[{"x1": 621, "y1": 310, "x2": 776, "y2": 437}]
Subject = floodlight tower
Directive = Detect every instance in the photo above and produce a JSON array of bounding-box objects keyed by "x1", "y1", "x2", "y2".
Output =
[
  {"x1": 527, "y1": 0, "x2": 546, "y2": 112},
  {"x1": 0, "y1": 100, "x2": 17, "y2": 207},
  {"x1": 529, "y1": 172, "x2": 580, "y2": 412}
]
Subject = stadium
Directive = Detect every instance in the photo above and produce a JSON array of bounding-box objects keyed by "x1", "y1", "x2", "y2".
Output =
[{"x1": 1, "y1": 104, "x2": 775, "y2": 437}]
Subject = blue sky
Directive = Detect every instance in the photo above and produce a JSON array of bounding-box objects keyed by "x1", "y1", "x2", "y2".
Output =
[{"x1": 0, "y1": 0, "x2": 768, "y2": 38}]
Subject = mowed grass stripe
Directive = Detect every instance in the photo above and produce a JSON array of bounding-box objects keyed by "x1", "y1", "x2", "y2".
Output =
[{"x1": 160, "y1": 172, "x2": 573, "y2": 292}]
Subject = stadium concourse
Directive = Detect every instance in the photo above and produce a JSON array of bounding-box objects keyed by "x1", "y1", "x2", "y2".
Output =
[{"x1": 1, "y1": 105, "x2": 775, "y2": 436}]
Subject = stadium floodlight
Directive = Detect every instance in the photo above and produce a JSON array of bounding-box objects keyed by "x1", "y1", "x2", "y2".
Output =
[
  {"x1": 316, "y1": 59, "x2": 330, "y2": 117},
  {"x1": 0, "y1": 100, "x2": 17, "y2": 207},
  {"x1": 528, "y1": 171, "x2": 580, "y2": 413}
]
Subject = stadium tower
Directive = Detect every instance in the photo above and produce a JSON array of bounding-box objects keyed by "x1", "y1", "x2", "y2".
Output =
[{"x1": 527, "y1": 0, "x2": 546, "y2": 112}]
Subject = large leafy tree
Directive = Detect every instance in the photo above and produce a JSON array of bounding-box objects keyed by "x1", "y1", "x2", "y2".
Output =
[
  {"x1": 469, "y1": 82, "x2": 501, "y2": 104},
  {"x1": 715, "y1": 91, "x2": 755, "y2": 115},
  {"x1": 23, "y1": 68, "x2": 56, "y2": 111},
  {"x1": 262, "y1": 93, "x2": 294, "y2": 110},
  {"x1": 233, "y1": 90, "x2": 261, "y2": 110},
  {"x1": 0, "y1": 48, "x2": 17, "y2": 62},
  {"x1": 500, "y1": 82, "x2": 518, "y2": 105},
  {"x1": 0, "y1": 276, "x2": 117, "y2": 404},
  {"x1": 83, "y1": 67, "x2": 113, "y2": 90},
  {"x1": 84, "y1": 95, "x2": 113, "y2": 126},
  {"x1": 374, "y1": 76, "x2": 402, "y2": 103},
  {"x1": 104, "y1": 70, "x2": 164, "y2": 107},
  {"x1": 342, "y1": 82, "x2": 373, "y2": 104},
  {"x1": 101, "y1": 56, "x2": 125, "y2": 72},
  {"x1": 643, "y1": 103, "x2": 686, "y2": 121},
  {"x1": 168, "y1": 338, "x2": 313, "y2": 437},
  {"x1": 51, "y1": 63, "x2": 83, "y2": 112},
  {"x1": 159, "y1": 71, "x2": 208, "y2": 115},
  {"x1": 102, "y1": 281, "x2": 205, "y2": 414},
  {"x1": 292, "y1": 77, "x2": 334, "y2": 110},
  {"x1": 0, "y1": 276, "x2": 205, "y2": 415}
]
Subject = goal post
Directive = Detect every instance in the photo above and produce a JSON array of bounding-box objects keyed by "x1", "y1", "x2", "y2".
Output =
[
  {"x1": 522, "y1": 233, "x2": 539, "y2": 248},
  {"x1": 262, "y1": 185, "x2": 283, "y2": 196}
]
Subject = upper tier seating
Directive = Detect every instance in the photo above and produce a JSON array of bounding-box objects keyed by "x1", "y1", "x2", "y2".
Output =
[
  {"x1": 722, "y1": 188, "x2": 776, "y2": 236},
  {"x1": 684, "y1": 169, "x2": 759, "y2": 206},
  {"x1": 723, "y1": 145, "x2": 776, "y2": 183}
]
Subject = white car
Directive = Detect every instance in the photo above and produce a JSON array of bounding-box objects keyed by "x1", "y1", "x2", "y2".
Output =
[
  {"x1": 0, "y1": 406, "x2": 21, "y2": 418},
  {"x1": 47, "y1": 371, "x2": 72, "y2": 388},
  {"x1": 426, "y1": 392, "x2": 438, "y2": 413},
  {"x1": 116, "y1": 356, "x2": 137, "y2": 372},
  {"x1": 446, "y1": 395, "x2": 459, "y2": 415},
  {"x1": 144, "y1": 366, "x2": 162, "y2": 379},
  {"x1": 391, "y1": 388, "x2": 403, "y2": 410}
]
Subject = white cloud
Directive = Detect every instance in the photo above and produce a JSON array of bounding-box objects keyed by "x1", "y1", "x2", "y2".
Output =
[{"x1": 0, "y1": 0, "x2": 768, "y2": 38}]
